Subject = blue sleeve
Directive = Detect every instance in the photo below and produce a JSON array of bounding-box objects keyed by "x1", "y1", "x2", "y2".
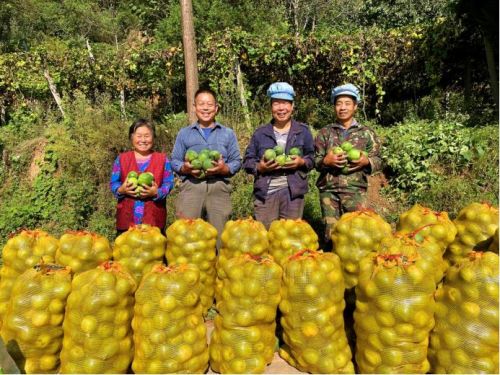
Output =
[
  {"x1": 302, "y1": 126, "x2": 315, "y2": 171},
  {"x1": 110, "y1": 156, "x2": 125, "y2": 199},
  {"x1": 243, "y1": 131, "x2": 259, "y2": 176},
  {"x1": 154, "y1": 157, "x2": 175, "y2": 201},
  {"x1": 225, "y1": 130, "x2": 242, "y2": 175},
  {"x1": 171, "y1": 129, "x2": 186, "y2": 173}
]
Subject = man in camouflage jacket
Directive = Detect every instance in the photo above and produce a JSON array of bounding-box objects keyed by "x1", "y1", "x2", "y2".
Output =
[{"x1": 314, "y1": 84, "x2": 382, "y2": 245}]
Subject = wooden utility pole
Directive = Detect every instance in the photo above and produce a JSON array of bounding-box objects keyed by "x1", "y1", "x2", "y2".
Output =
[{"x1": 180, "y1": 0, "x2": 199, "y2": 123}]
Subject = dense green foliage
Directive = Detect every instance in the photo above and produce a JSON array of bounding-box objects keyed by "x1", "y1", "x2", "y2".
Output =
[{"x1": 0, "y1": 0, "x2": 497, "y2": 246}]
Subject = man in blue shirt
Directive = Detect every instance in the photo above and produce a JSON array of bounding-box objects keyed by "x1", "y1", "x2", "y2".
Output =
[{"x1": 171, "y1": 88, "x2": 242, "y2": 248}]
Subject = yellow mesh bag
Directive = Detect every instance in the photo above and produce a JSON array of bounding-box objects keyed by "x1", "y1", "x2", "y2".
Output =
[
  {"x1": 445, "y1": 202, "x2": 498, "y2": 264},
  {"x1": 59, "y1": 261, "x2": 136, "y2": 374},
  {"x1": 210, "y1": 254, "x2": 282, "y2": 374},
  {"x1": 278, "y1": 250, "x2": 354, "y2": 374},
  {"x1": 216, "y1": 218, "x2": 269, "y2": 301},
  {"x1": 113, "y1": 224, "x2": 166, "y2": 282},
  {"x1": 0, "y1": 264, "x2": 71, "y2": 374},
  {"x1": 132, "y1": 264, "x2": 208, "y2": 374},
  {"x1": 428, "y1": 251, "x2": 498, "y2": 374},
  {"x1": 396, "y1": 204, "x2": 457, "y2": 251},
  {"x1": 0, "y1": 230, "x2": 58, "y2": 328},
  {"x1": 355, "y1": 239, "x2": 436, "y2": 373},
  {"x1": 166, "y1": 218, "x2": 217, "y2": 316},
  {"x1": 331, "y1": 209, "x2": 392, "y2": 288},
  {"x1": 268, "y1": 219, "x2": 318, "y2": 267},
  {"x1": 56, "y1": 231, "x2": 112, "y2": 274}
]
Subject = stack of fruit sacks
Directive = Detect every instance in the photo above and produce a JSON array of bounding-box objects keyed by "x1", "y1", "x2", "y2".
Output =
[
  {"x1": 428, "y1": 251, "x2": 498, "y2": 374},
  {"x1": 132, "y1": 264, "x2": 208, "y2": 373},
  {"x1": 216, "y1": 218, "x2": 269, "y2": 300},
  {"x1": 210, "y1": 254, "x2": 282, "y2": 374},
  {"x1": 0, "y1": 264, "x2": 71, "y2": 374},
  {"x1": 278, "y1": 250, "x2": 354, "y2": 373},
  {"x1": 268, "y1": 219, "x2": 319, "y2": 268},
  {"x1": 184, "y1": 149, "x2": 222, "y2": 179},
  {"x1": 355, "y1": 236, "x2": 436, "y2": 373},
  {"x1": 396, "y1": 204, "x2": 457, "y2": 282},
  {"x1": 445, "y1": 202, "x2": 498, "y2": 264},
  {"x1": 56, "y1": 231, "x2": 112, "y2": 274},
  {"x1": 331, "y1": 209, "x2": 392, "y2": 288},
  {"x1": 166, "y1": 218, "x2": 217, "y2": 316},
  {"x1": 59, "y1": 261, "x2": 136, "y2": 373},
  {"x1": 113, "y1": 224, "x2": 166, "y2": 282},
  {"x1": 0, "y1": 230, "x2": 58, "y2": 328}
]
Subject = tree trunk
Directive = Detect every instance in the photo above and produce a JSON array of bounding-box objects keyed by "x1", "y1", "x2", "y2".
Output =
[
  {"x1": 180, "y1": 0, "x2": 199, "y2": 124},
  {"x1": 43, "y1": 69, "x2": 65, "y2": 117},
  {"x1": 236, "y1": 61, "x2": 252, "y2": 130},
  {"x1": 482, "y1": 33, "x2": 499, "y2": 113}
]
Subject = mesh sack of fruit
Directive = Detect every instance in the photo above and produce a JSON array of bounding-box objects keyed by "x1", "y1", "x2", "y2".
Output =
[
  {"x1": 354, "y1": 238, "x2": 436, "y2": 374},
  {"x1": 210, "y1": 315, "x2": 276, "y2": 374},
  {"x1": 210, "y1": 254, "x2": 282, "y2": 373},
  {"x1": 132, "y1": 264, "x2": 208, "y2": 374},
  {"x1": 113, "y1": 224, "x2": 166, "y2": 282},
  {"x1": 268, "y1": 219, "x2": 318, "y2": 268},
  {"x1": 278, "y1": 250, "x2": 354, "y2": 374},
  {"x1": 0, "y1": 230, "x2": 58, "y2": 327},
  {"x1": 428, "y1": 251, "x2": 498, "y2": 374},
  {"x1": 56, "y1": 231, "x2": 112, "y2": 274},
  {"x1": 59, "y1": 261, "x2": 136, "y2": 374},
  {"x1": 166, "y1": 218, "x2": 217, "y2": 316},
  {"x1": 331, "y1": 209, "x2": 392, "y2": 289},
  {"x1": 396, "y1": 204, "x2": 457, "y2": 251},
  {"x1": 0, "y1": 264, "x2": 71, "y2": 374},
  {"x1": 216, "y1": 218, "x2": 269, "y2": 300},
  {"x1": 394, "y1": 231, "x2": 448, "y2": 284},
  {"x1": 445, "y1": 202, "x2": 498, "y2": 264}
]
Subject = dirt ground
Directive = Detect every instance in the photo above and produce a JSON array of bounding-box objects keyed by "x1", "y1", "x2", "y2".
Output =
[{"x1": 204, "y1": 319, "x2": 304, "y2": 374}]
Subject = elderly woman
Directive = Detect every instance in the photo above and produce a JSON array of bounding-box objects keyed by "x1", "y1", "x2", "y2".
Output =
[{"x1": 110, "y1": 119, "x2": 174, "y2": 234}]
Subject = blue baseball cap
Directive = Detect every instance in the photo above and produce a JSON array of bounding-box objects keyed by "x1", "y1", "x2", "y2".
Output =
[
  {"x1": 267, "y1": 82, "x2": 295, "y2": 102},
  {"x1": 331, "y1": 83, "x2": 361, "y2": 103}
]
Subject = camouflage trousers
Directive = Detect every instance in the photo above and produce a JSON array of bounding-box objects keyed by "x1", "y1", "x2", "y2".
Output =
[{"x1": 320, "y1": 189, "x2": 367, "y2": 244}]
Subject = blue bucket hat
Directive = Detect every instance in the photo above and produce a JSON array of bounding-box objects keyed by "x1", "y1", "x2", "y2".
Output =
[
  {"x1": 267, "y1": 82, "x2": 295, "y2": 102},
  {"x1": 331, "y1": 83, "x2": 361, "y2": 103}
]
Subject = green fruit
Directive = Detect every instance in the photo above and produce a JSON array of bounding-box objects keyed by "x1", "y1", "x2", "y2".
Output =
[
  {"x1": 341, "y1": 141, "x2": 353, "y2": 152},
  {"x1": 286, "y1": 155, "x2": 293, "y2": 163},
  {"x1": 127, "y1": 171, "x2": 138, "y2": 179},
  {"x1": 264, "y1": 149, "x2": 276, "y2": 161},
  {"x1": 196, "y1": 171, "x2": 206, "y2": 179},
  {"x1": 341, "y1": 166, "x2": 350, "y2": 174},
  {"x1": 202, "y1": 159, "x2": 214, "y2": 171},
  {"x1": 135, "y1": 186, "x2": 144, "y2": 196},
  {"x1": 138, "y1": 172, "x2": 154, "y2": 186},
  {"x1": 362, "y1": 151, "x2": 368, "y2": 157},
  {"x1": 347, "y1": 148, "x2": 361, "y2": 161},
  {"x1": 198, "y1": 153, "x2": 209, "y2": 162},
  {"x1": 289, "y1": 147, "x2": 302, "y2": 156},
  {"x1": 331, "y1": 146, "x2": 344, "y2": 155},
  {"x1": 185, "y1": 150, "x2": 198, "y2": 162},
  {"x1": 276, "y1": 154, "x2": 287, "y2": 166},
  {"x1": 127, "y1": 177, "x2": 138, "y2": 188},
  {"x1": 274, "y1": 145, "x2": 285, "y2": 156},
  {"x1": 191, "y1": 159, "x2": 203, "y2": 169},
  {"x1": 209, "y1": 150, "x2": 221, "y2": 160}
]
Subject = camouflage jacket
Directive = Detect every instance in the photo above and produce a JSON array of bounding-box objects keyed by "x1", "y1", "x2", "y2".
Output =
[{"x1": 314, "y1": 120, "x2": 382, "y2": 193}]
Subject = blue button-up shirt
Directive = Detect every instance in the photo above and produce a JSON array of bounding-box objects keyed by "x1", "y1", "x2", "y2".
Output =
[{"x1": 171, "y1": 122, "x2": 242, "y2": 180}]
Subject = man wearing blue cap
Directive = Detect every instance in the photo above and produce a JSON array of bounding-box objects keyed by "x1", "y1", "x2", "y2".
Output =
[
  {"x1": 314, "y1": 83, "x2": 382, "y2": 245},
  {"x1": 243, "y1": 82, "x2": 315, "y2": 229}
]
